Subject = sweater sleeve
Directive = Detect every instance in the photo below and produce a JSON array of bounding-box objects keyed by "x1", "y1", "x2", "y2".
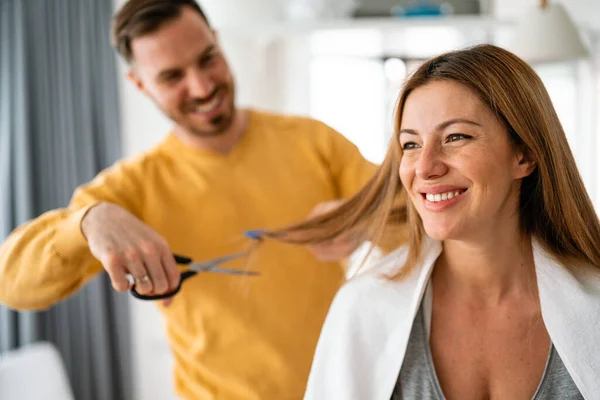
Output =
[
  {"x1": 319, "y1": 123, "x2": 378, "y2": 199},
  {"x1": 0, "y1": 158, "x2": 144, "y2": 310}
]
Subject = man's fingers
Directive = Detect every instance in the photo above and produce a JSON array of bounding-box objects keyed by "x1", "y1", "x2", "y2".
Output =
[
  {"x1": 84, "y1": 204, "x2": 180, "y2": 297},
  {"x1": 107, "y1": 268, "x2": 131, "y2": 292},
  {"x1": 124, "y1": 248, "x2": 153, "y2": 295},
  {"x1": 161, "y1": 249, "x2": 181, "y2": 293},
  {"x1": 307, "y1": 230, "x2": 361, "y2": 262},
  {"x1": 140, "y1": 242, "x2": 169, "y2": 294},
  {"x1": 102, "y1": 251, "x2": 130, "y2": 292},
  {"x1": 308, "y1": 200, "x2": 343, "y2": 218}
]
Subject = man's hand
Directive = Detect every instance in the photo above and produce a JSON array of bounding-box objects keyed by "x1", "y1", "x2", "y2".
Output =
[
  {"x1": 81, "y1": 203, "x2": 180, "y2": 301},
  {"x1": 306, "y1": 200, "x2": 363, "y2": 262}
]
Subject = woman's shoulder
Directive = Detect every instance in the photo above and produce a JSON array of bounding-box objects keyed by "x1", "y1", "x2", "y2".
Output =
[
  {"x1": 533, "y1": 242, "x2": 600, "y2": 296},
  {"x1": 348, "y1": 244, "x2": 411, "y2": 279},
  {"x1": 329, "y1": 245, "x2": 415, "y2": 318},
  {"x1": 306, "y1": 244, "x2": 428, "y2": 399}
]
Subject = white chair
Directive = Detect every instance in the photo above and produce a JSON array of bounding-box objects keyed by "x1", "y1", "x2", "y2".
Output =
[{"x1": 0, "y1": 342, "x2": 75, "y2": 400}]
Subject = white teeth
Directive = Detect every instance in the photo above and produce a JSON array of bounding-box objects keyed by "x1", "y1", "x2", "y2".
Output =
[
  {"x1": 193, "y1": 94, "x2": 221, "y2": 113},
  {"x1": 425, "y1": 190, "x2": 464, "y2": 203}
]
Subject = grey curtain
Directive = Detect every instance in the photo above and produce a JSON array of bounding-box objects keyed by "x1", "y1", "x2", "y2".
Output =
[{"x1": 0, "y1": 1, "x2": 133, "y2": 399}]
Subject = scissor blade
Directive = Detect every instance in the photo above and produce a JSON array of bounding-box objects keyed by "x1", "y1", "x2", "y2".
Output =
[
  {"x1": 189, "y1": 262, "x2": 260, "y2": 276},
  {"x1": 194, "y1": 252, "x2": 247, "y2": 268},
  {"x1": 210, "y1": 267, "x2": 260, "y2": 276}
]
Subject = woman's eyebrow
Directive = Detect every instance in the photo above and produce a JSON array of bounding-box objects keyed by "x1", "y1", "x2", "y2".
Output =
[{"x1": 399, "y1": 118, "x2": 482, "y2": 136}]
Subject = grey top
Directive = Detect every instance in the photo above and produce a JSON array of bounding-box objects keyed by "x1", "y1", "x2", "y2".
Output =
[{"x1": 392, "y1": 296, "x2": 583, "y2": 400}]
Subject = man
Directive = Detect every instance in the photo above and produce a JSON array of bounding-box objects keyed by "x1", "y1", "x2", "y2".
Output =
[{"x1": 0, "y1": 1, "x2": 381, "y2": 398}]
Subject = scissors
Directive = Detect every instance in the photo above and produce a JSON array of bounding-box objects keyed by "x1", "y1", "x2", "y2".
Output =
[{"x1": 130, "y1": 251, "x2": 260, "y2": 301}]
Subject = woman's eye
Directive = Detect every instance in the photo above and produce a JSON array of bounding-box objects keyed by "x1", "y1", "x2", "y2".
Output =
[
  {"x1": 446, "y1": 134, "x2": 471, "y2": 143},
  {"x1": 402, "y1": 142, "x2": 419, "y2": 150}
]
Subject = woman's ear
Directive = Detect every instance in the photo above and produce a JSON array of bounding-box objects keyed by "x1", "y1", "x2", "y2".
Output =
[{"x1": 515, "y1": 148, "x2": 537, "y2": 179}]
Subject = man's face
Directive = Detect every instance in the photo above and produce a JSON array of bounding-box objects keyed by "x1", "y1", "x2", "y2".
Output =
[{"x1": 128, "y1": 7, "x2": 235, "y2": 137}]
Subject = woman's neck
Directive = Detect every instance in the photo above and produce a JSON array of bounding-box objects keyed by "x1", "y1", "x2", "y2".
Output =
[{"x1": 434, "y1": 231, "x2": 537, "y2": 306}]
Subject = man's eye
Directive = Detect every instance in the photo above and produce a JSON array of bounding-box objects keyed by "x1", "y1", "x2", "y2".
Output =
[
  {"x1": 162, "y1": 73, "x2": 182, "y2": 83},
  {"x1": 201, "y1": 54, "x2": 217, "y2": 67}
]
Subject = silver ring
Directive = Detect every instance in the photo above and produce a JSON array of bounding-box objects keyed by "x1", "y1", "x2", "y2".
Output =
[{"x1": 136, "y1": 275, "x2": 151, "y2": 284}]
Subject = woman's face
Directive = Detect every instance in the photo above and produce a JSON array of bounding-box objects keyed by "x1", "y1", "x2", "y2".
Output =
[{"x1": 398, "y1": 80, "x2": 535, "y2": 242}]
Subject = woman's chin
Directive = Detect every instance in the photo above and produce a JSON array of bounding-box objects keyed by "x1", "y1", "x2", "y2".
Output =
[{"x1": 423, "y1": 224, "x2": 458, "y2": 241}]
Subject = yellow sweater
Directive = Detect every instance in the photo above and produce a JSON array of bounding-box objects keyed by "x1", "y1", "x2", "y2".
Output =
[{"x1": 0, "y1": 110, "x2": 377, "y2": 399}]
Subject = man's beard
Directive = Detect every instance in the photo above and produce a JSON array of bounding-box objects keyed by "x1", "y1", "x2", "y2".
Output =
[
  {"x1": 153, "y1": 86, "x2": 236, "y2": 137},
  {"x1": 185, "y1": 104, "x2": 235, "y2": 137}
]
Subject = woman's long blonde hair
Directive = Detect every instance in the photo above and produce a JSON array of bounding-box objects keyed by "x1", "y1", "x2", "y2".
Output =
[{"x1": 263, "y1": 44, "x2": 600, "y2": 276}]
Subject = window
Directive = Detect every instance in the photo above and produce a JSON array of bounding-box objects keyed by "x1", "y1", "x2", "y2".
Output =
[{"x1": 308, "y1": 29, "x2": 599, "y2": 208}]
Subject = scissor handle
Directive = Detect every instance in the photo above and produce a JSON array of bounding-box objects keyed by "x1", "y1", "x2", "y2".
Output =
[
  {"x1": 173, "y1": 254, "x2": 192, "y2": 264},
  {"x1": 130, "y1": 270, "x2": 196, "y2": 301}
]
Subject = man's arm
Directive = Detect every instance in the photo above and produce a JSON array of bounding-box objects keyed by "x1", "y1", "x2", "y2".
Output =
[
  {"x1": 316, "y1": 123, "x2": 378, "y2": 199},
  {"x1": 0, "y1": 204, "x2": 102, "y2": 310},
  {"x1": 0, "y1": 158, "x2": 179, "y2": 310}
]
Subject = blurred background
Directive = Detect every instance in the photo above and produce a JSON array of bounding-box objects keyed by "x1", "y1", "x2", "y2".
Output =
[{"x1": 1, "y1": 0, "x2": 599, "y2": 399}]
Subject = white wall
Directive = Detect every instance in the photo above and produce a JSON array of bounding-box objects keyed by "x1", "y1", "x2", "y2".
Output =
[
  {"x1": 493, "y1": 0, "x2": 600, "y2": 207},
  {"x1": 493, "y1": 0, "x2": 600, "y2": 31}
]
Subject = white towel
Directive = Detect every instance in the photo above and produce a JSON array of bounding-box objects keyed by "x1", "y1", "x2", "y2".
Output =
[{"x1": 304, "y1": 238, "x2": 600, "y2": 400}]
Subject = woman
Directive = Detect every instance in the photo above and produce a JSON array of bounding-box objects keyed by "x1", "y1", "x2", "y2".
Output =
[{"x1": 259, "y1": 44, "x2": 600, "y2": 399}]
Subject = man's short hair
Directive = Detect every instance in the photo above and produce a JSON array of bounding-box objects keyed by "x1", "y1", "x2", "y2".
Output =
[{"x1": 112, "y1": 0, "x2": 210, "y2": 63}]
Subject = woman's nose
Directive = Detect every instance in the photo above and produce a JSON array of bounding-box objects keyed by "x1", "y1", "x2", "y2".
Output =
[{"x1": 415, "y1": 145, "x2": 448, "y2": 180}]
